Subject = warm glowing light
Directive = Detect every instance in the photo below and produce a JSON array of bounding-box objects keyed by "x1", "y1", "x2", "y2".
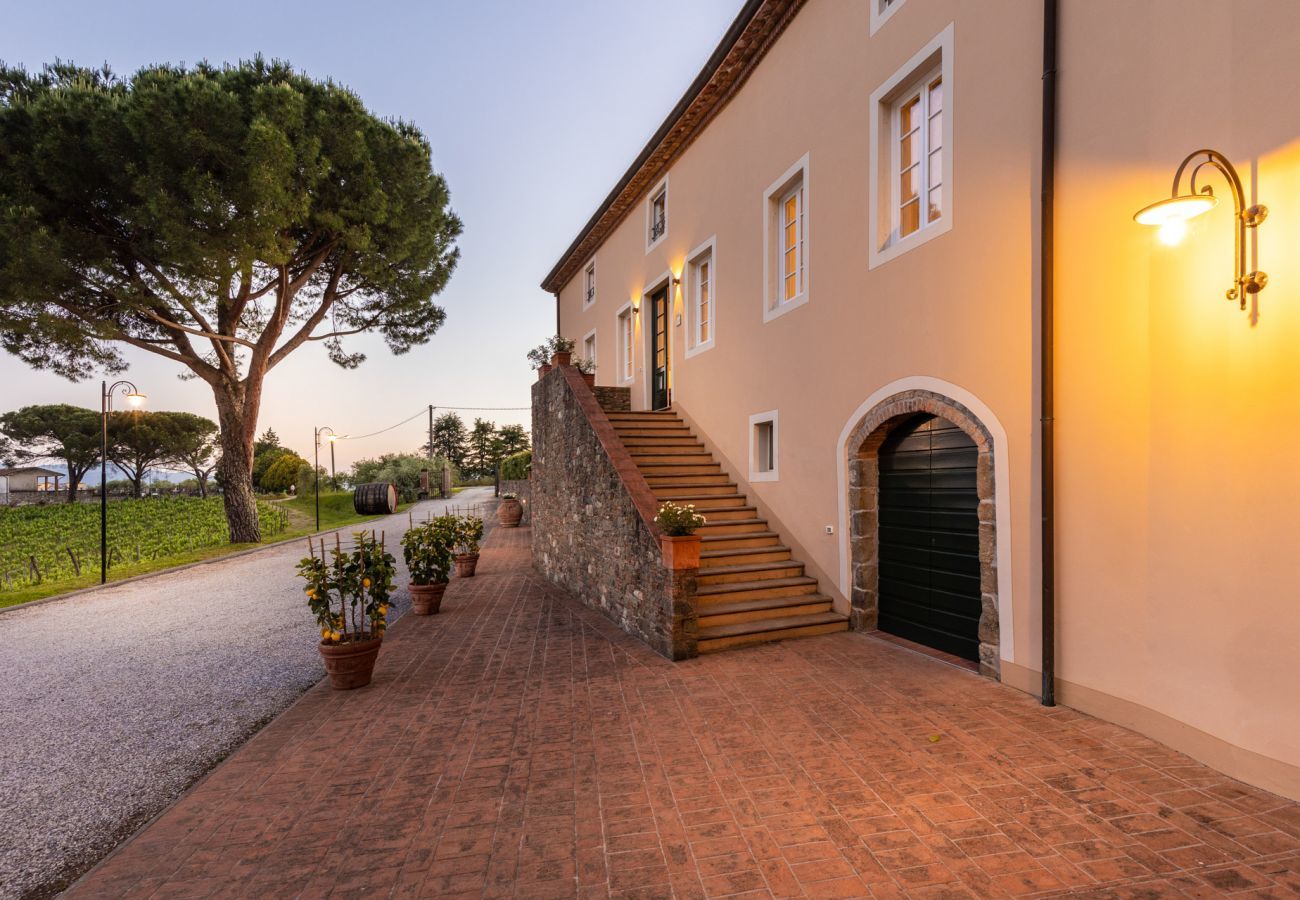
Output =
[
  {"x1": 125, "y1": 392, "x2": 146, "y2": 408},
  {"x1": 1134, "y1": 193, "x2": 1217, "y2": 226},
  {"x1": 327, "y1": 434, "x2": 338, "y2": 442},
  {"x1": 1157, "y1": 219, "x2": 1188, "y2": 246}
]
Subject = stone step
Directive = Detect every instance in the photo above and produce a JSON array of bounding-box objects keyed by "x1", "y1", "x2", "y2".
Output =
[
  {"x1": 697, "y1": 560, "x2": 805, "y2": 586},
  {"x1": 696, "y1": 575, "x2": 819, "y2": 602},
  {"x1": 701, "y1": 531, "x2": 782, "y2": 550},
  {"x1": 619, "y1": 435, "x2": 703, "y2": 447},
  {"x1": 697, "y1": 611, "x2": 849, "y2": 653},
  {"x1": 644, "y1": 472, "x2": 731, "y2": 486},
  {"x1": 612, "y1": 424, "x2": 693, "y2": 437},
  {"x1": 687, "y1": 505, "x2": 757, "y2": 522},
  {"x1": 650, "y1": 481, "x2": 738, "y2": 497},
  {"x1": 627, "y1": 450, "x2": 711, "y2": 465},
  {"x1": 694, "y1": 518, "x2": 769, "y2": 536},
  {"x1": 606, "y1": 410, "x2": 681, "y2": 418},
  {"x1": 653, "y1": 493, "x2": 749, "y2": 509},
  {"x1": 636, "y1": 462, "x2": 723, "y2": 477},
  {"x1": 700, "y1": 545, "x2": 794, "y2": 567},
  {"x1": 697, "y1": 595, "x2": 835, "y2": 628}
]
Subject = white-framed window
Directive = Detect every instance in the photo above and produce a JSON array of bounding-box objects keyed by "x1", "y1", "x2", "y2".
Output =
[
  {"x1": 870, "y1": 0, "x2": 907, "y2": 34},
  {"x1": 762, "y1": 154, "x2": 810, "y2": 322},
  {"x1": 615, "y1": 302, "x2": 634, "y2": 384},
  {"x1": 893, "y1": 69, "x2": 943, "y2": 241},
  {"x1": 645, "y1": 175, "x2": 669, "y2": 253},
  {"x1": 684, "y1": 237, "x2": 716, "y2": 357},
  {"x1": 749, "y1": 410, "x2": 779, "y2": 482},
  {"x1": 870, "y1": 24, "x2": 954, "y2": 269},
  {"x1": 583, "y1": 261, "x2": 596, "y2": 307},
  {"x1": 582, "y1": 328, "x2": 596, "y2": 371}
]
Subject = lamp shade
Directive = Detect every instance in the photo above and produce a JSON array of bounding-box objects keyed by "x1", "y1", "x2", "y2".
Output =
[
  {"x1": 1134, "y1": 193, "x2": 1218, "y2": 226},
  {"x1": 125, "y1": 392, "x2": 146, "y2": 408}
]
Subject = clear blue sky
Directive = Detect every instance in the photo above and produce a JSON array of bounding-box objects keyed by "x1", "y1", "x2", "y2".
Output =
[{"x1": 0, "y1": 0, "x2": 741, "y2": 470}]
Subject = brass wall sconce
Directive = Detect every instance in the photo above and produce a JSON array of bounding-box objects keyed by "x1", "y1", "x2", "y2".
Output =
[{"x1": 1134, "y1": 148, "x2": 1267, "y2": 310}]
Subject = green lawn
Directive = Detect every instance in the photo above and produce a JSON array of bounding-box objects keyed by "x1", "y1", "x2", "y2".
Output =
[{"x1": 0, "y1": 491, "x2": 403, "y2": 610}]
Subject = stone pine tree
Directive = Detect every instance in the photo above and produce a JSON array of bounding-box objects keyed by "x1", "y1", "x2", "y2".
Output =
[
  {"x1": 0, "y1": 404, "x2": 102, "y2": 501},
  {"x1": 0, "y1": 60, "x2": 462, "y2": 541},
  {"x1": 165, "y1": 412, "x2": 220, "y2": 497}
]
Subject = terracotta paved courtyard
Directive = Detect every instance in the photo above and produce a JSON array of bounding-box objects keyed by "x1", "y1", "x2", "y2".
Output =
[{"x1": 72, "y1": 527, "x2": 1300, "y2": 898}]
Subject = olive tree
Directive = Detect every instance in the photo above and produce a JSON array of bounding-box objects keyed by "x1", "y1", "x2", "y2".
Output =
[{"x1": 0, "y1": 59, "x2": 461, "y2": 540}]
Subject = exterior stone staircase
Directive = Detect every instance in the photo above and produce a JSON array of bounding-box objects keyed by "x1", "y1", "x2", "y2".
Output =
[{"x1": 607, "y1": 409, "x2": 849, "y2": 653}]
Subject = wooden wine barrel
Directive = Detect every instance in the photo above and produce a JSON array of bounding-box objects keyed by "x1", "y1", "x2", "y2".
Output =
[{"x1": 353, "y1": 482, "x2": 398, "y2": 515}]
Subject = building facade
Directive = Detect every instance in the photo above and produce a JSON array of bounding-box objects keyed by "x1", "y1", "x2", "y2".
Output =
[{"x1": 540, "y1": 0, "x2": 1300, "y2": 801}]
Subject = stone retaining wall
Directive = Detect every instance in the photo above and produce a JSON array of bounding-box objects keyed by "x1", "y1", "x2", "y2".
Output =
[{"x1": 531, "y1": 367, "x2": 696, "y2": 659}]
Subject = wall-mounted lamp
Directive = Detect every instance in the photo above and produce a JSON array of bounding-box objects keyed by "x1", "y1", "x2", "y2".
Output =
[
  {"x1": 671, "y1": 272, "x2": 682, "y2": 286},
  {"x1": 1134, "y1": 148, "x2": 1267, "y2": 309},
  {"x1": 632, "y1": 301, "x2": 641, "y2": 315}
]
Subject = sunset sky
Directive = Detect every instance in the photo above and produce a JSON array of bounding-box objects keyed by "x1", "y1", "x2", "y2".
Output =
[{"x1": 0, "y1": 0, "x2": 741, "y2": 470}]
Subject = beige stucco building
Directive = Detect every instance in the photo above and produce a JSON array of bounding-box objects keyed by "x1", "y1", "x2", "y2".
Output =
[{"x1": 540, "y1": 0, "x2": 1300, "y2": 801}]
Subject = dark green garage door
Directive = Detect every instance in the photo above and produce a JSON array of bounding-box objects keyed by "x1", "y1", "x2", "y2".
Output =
[{"x1": 877, "y1": 413, "x2": 981, "y2": 661}]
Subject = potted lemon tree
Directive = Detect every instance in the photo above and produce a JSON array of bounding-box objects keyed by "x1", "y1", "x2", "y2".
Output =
[
  {"x1": 453, "y1": 515, "x2": 485, "y2": 577},
  {"x1": 298, "y1": 531, "x2": 396, "y2": 690},
  {"x1": 401, "y1": 515, "x2": 457, "y2": 615}
]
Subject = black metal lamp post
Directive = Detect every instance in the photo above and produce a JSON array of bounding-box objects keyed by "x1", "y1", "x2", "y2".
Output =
[
  {"x1": 313, "y1": 425, "x2": 337, "y2": 531},
  {"x1": 101, "y1": 380, "x2": 146, "y2": 583}
]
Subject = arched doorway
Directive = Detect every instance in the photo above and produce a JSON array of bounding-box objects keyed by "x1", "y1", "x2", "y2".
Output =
[
  {"x1": 845, "y1": 388, "x2": 1001, "y2": 676},
  {"x1": 878, "y1": 414, "x2": 981, "y2": 661}
]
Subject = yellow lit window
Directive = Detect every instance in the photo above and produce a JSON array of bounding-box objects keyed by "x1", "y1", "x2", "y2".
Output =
[
  {"x1": 780, "y1": 187, "x2": 803, "y2": 302},
  {"x1": 895, "y1": 72, "x2": 942, "y2": 239}
]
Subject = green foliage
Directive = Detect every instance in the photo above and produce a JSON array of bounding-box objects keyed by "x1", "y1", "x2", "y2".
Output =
[
  {"x1": 453, "y1": 515, "x2": 484, "y2": 556},
  {"x1": 0, "y1": 497, "x2": 289, "y2": 592},
  {"x1": 261, "y1": 452, "x2": 308, "y2": 492},
  {"x1": 253, "y1": 429, "x2": 282, "y2": 457},
  {"x1": 400, "y1": 515, "x2": 457, "y2": 585},
  {"x1": 500, "y1": 449, "x2": 532, "y2": 481},
  {"x1": 496, "y1": 424, "x2": 529, "y2": 456},
  {"x1": 0, "y1": 404, "x2": 101, "y2": 497},
  {"x1": 464, "y1": 418, "x2": 497, "y2": 480},
  {"x1": 655, "y1": 501, "x2": 707, "y2": 536},
  {"x1": 165, "y1": 412, "x2": 220, "y2": 497},
  {"x1": 351, "y1": 452, "x2": 453, "y2": 502},
  {"x1": 298, "y1": 530, "x2": 396, "y2": 643},
  {"x1": 527, "y1": 335, "x2": 577, "y2": 369},
  {"x1": 295, "y1": 461, "x2": 324, "y2": 498},
  {"x1": 252, "y1": 446, "x2": 293, "y2": 489}
]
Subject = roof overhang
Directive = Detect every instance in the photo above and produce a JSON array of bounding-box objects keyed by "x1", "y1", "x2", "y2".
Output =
[{"x1": 540, "y1": 0, "x2": 806, "y2": 295}]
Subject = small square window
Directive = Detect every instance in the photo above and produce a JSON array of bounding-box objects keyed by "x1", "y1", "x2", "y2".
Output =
[{"x1": 749, "y1": 411, "x2": 779, "y2": 482}]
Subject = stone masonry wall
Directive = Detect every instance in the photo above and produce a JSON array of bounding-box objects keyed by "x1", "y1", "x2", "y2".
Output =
[
  {"x1": 593, "y1": 386, "x2": 631, "y2": 412},
  {"x1": 531, "y1": 367, "x2": 696, "y2": 659}
]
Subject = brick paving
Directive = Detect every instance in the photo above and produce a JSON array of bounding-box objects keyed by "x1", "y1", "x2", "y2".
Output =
[{"x1": 70, "y1": 527, "x2": 1300, "y2": 898}]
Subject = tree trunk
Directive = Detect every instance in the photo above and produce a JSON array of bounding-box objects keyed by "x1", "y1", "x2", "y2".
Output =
[
  {"x1": 66, "y1": 475, "x2": 80, "y2": 504},
  {"x1": 198, "y1": 473, "x2": 209, "y2": 499},
  {"x1": 212, "y1": 383, "x2": 263, "y2": 543}
]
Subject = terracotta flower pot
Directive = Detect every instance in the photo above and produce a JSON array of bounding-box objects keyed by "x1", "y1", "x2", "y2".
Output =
[
  {"x1": 660, "y1": 534, "x2": 701, "y2": 570},
  {"x1": 318, "y1": 635, "x2": 382, "y2": 690},
  {"x1": 538, "y1": 364, "x2": 552, "y2": 380},
  {"x1": 581, "y1": 372, "x2": 595, "y2": 388},
  {"x1": 551, "y1": 351, "x2": 572, "y2": 367},
  {"x1": 497, "y1": 498, "x2": 523, "y2": 528},
  {"x1": 409, "y1": 581, "x2": 448, "y2": 615},
  {"x1": 454, "y1": 552, "x2": 480, "y2": 577}
]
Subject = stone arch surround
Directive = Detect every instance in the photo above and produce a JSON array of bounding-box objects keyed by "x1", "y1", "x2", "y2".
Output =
[{"x1": 845, "y1": 389, "x2": 1001, "y2": 677}]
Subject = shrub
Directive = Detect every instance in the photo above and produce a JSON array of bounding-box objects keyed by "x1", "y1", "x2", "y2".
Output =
[
  {"x1": 500, "y1": 449, "x2": 532, "y2": 480},
  {"x1": 351, "y1": 453, "x2": 454, "y2": 502},
  {"x1": 454, "y1": 515, "x2": 484, "y2": 555},
  {"x1": 261, "y1": 452, "x2": 308, "y2": 492}
]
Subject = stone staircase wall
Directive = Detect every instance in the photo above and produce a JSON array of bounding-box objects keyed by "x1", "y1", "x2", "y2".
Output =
[{"x1": 530, "y1": 367, "x2": 697, "y2": 659}]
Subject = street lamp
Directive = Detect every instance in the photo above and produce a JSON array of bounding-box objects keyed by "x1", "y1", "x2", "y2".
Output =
[
  {"x1": 101, "y1": 380, "x2": 146, "y2": 583},
  {"x1": 313, "y1": 426, "x2": 337, "y2": 531}
]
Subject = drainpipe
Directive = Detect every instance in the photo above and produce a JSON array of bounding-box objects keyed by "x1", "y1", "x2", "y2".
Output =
[
  {"x1": 1040, "y1": 0, "x2": 1058, "y2": 707},
  {"x1": 554, "y1": 291, "x2": 562, "y2": 336}
]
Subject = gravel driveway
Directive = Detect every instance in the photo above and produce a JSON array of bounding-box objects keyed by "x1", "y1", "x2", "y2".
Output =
[{"x1": 0, "y1": 488, "x2": 496, "y2": 899}]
